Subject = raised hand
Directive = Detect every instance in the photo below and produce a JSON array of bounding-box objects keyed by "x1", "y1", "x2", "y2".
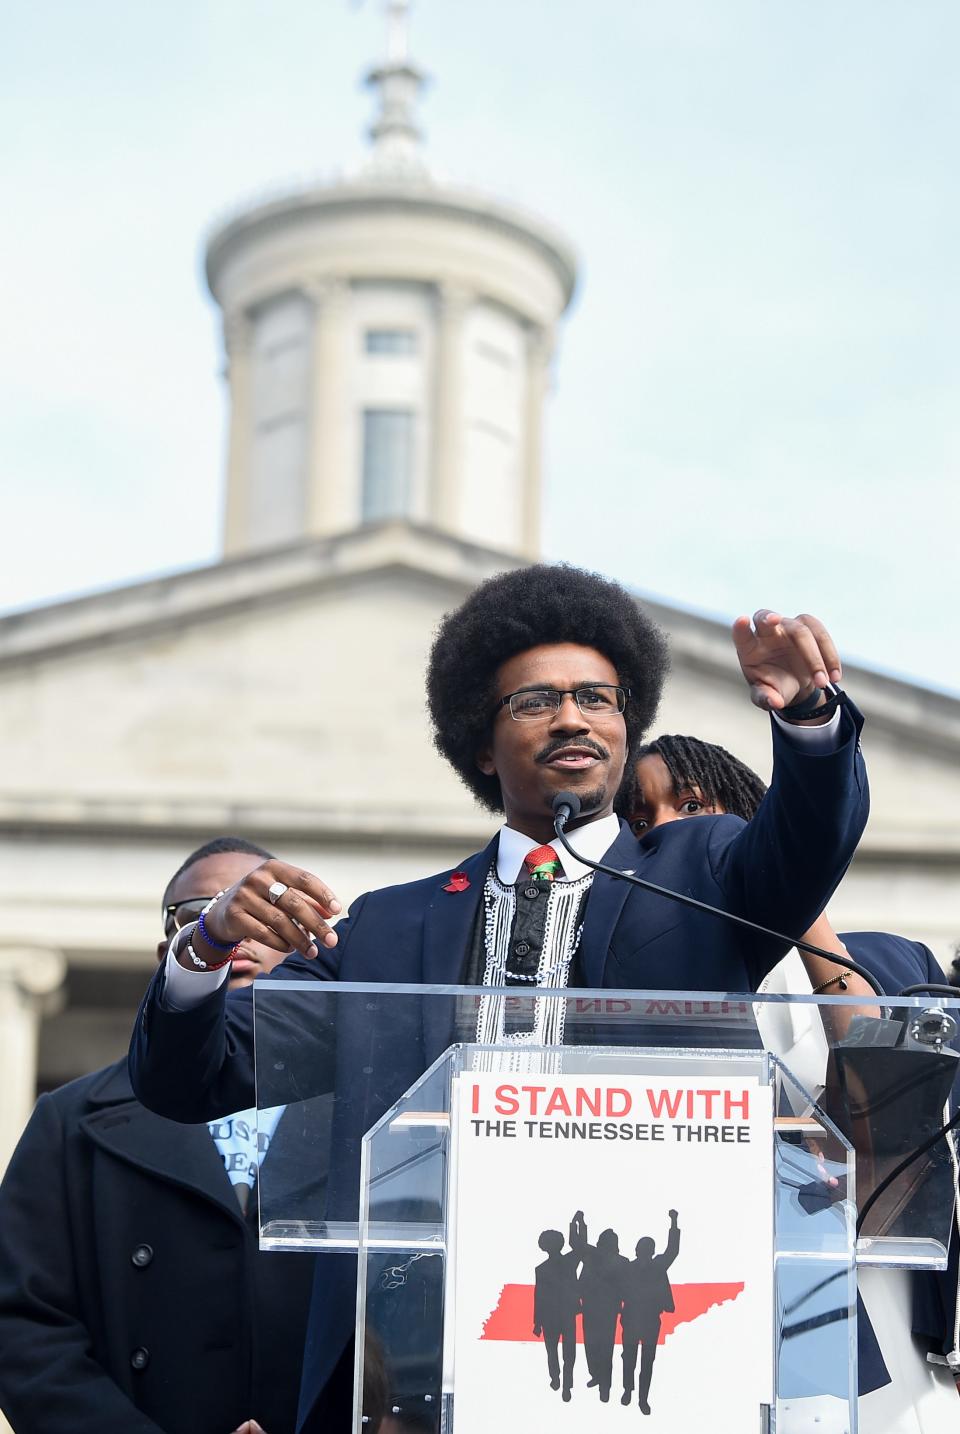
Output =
[
  {"x1": 732, "y1": 610, "x2": 842, "y2": 714},
  {"x1": 184, "y1": 859, "x2": 342, "y2": 967}
]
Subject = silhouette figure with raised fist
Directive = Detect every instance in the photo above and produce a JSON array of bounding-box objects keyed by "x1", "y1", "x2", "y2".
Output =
[
  {"x1": 570, "y1": 1209, "x2": 627, "y2": 1402},
  {"x1": 620, "y1": 1209, "x2": 681, "y2": 1416}
]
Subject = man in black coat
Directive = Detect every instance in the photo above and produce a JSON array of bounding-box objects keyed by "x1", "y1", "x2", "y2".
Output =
[{"x1": 0, "y1": 838, "x2": 319, "y2": 1434}]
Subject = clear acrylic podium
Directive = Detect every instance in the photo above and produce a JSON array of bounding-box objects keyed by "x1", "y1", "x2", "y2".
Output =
[{"x1": 252, "y1": 982, "x2": 960, "y2": 1434}]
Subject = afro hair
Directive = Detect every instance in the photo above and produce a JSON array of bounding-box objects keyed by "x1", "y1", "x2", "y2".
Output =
[{"x1": 426, "y1": 563, "x2": 670, "y2": 812}]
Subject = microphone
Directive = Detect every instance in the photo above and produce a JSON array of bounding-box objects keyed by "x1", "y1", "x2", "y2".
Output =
[
  {"x1": 550, "y1": 791, "x2": 886, "y2": 998},
  {"x1": 552, "y1": 791, "x2": 582, "y2": 829}
]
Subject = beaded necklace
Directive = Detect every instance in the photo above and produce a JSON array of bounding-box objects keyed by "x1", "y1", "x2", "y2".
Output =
[{"x1": 474, "y1": 864, "x2": 592, "y2": 1055}]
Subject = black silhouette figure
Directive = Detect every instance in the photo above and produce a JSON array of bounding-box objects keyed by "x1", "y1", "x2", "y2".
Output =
[
  {"x1": 533, "y1": 1217, "x2": 582, "y2": 1401},
  {"x1": 620, "y1": 1209, "x2": 681, "y2": 1416},
  {"x1": 570, "y1": 1209, "x2": 627, "y2": 1402}
]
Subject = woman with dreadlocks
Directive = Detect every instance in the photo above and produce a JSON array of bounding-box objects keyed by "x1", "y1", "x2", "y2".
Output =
[
  {"x1": 626, "y1": 734, "x2": 960, "y2": 1434},
  {"x1": 627, "y1": 734, "x2": 845, "y2": 962}
]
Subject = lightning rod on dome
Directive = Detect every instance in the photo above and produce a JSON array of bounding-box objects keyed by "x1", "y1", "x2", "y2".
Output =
[
  {"x1": 385, "y1": 0, "x2": 409, "y2": 63},
  {"x1": 362, "y1": 0, "x2": 430, "y2": 178}
]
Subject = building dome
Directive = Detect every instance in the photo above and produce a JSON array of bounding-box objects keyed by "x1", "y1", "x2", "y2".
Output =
[{"x1": 206, "y1": 0, "x2": 577, "y2": 561}]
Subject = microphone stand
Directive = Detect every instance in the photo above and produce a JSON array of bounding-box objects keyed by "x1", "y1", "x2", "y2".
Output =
[
  {"x1": 551, "y1": 797, "x2": 886, "y2": 998},
  {"x1": 552, "y1": 794, "x2": 960, "y2": 1238}
]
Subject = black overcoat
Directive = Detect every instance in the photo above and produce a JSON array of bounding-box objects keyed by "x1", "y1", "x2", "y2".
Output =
[{"x1": 0, "y1": 1060, "x2": 318, "y2": 1434}]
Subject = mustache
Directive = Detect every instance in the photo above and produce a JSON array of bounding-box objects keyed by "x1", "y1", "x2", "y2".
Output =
[{"x1": 535, "y1": 736, "x2": 610, "y2": 764}]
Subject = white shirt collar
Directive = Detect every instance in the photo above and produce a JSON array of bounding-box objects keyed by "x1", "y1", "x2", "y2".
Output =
[{"x1": 496, "y1": 813, "x2": 622, "y2": 884}]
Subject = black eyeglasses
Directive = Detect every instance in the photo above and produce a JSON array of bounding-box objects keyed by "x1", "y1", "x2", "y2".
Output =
[
  {"x1": 495, "y1": 685, "x2": 630, "y2": 722},
  {"x1": 163, "y1": 896, "x2": 214, "y2": 938}
]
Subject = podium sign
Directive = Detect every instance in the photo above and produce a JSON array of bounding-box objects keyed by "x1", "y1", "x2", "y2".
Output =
[
  {"x1": 449, "y1": 1062, "x2": 774, "y2": 1433},
  {"x1": 250, "y1": 981, "x2": 960, "y2": 1434}
]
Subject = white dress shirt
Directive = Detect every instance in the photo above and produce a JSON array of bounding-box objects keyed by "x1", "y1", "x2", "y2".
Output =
[{"x1": 496, "y1": 812, "x2": 621, "y2": 884}]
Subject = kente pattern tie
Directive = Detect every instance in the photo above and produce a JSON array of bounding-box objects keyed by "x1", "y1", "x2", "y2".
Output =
[{"x1": 523, "y1": 844, "x2": 561, "y2": 882}]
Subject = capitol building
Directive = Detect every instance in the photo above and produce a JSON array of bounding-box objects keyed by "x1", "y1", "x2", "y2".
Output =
[{"x1": 1, "y1": 0, "x2": 958, "y2": 1186}]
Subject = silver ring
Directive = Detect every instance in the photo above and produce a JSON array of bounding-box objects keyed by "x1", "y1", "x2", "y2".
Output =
[{"x1": 267, "y1": 881, "x2": 288, "y2": 906}]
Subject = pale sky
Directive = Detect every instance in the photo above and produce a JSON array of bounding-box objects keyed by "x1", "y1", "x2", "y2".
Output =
[{"x1": 2, "y1": 1, "x2": 957, "y2": 692}]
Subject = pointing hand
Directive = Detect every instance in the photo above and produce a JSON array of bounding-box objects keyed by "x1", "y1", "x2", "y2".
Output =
[{"x1": 732, "y1": 610, "x2": 841, "y2": 715}]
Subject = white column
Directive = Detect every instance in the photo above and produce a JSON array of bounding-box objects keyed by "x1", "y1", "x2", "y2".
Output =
[
  {"x1": 221, "y1": 311, "x2": 254, "y2": 556},
  {"x1": 430, "y1": 281, "x2": 472, "y2": 534},
  {"x1": 0, "y1": 947, "x2": 66, "y2": 1178},
  {"x1": 521, "y1": 325, "x2": 554, "y2": 559},
  {"x1": 305, "y1": 277, "x2": 352, "y2": 536}
]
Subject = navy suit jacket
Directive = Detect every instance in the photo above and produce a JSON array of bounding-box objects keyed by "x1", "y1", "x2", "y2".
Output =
[{"x1": 129, "y1": 703, "x2": 868, "y2": 1430}]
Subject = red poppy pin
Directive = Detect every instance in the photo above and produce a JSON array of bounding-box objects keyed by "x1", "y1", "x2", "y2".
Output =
[{"x1": 443, "y1": 870, "x2": 471, "y2": 893}]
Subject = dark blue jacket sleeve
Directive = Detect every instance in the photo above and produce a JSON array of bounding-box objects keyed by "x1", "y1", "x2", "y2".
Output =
[
  {"x1": 128, "y1": 900, "x2": 359, "y2": 1124},
  {"x1": 709, "y1": 700, "x2": 869, "y2": 986}
]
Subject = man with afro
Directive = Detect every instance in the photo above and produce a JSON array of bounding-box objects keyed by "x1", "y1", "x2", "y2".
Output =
[{"x1": 130, "y1": 563, "x2": 869, "y2": 1430}]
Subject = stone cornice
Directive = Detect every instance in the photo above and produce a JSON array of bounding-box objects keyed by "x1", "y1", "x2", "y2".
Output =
[
  {"x1": 205, "y1": 177, "x2": 579, "y2": 310},
  {"x1": 0, "y1": 795, "x2": 955, "y2": 860},
  {"x1": 1, "y1": 529, "x2": 959, "y2": 754},
  {"x1": 0, "y1": 795, "x2": 494, "y2": 846},
  {"x1": 636, "y1": 592, "x2": 960, "y2": 759},
  {"x1": 0, "y1": 523, "x2": 521, "y2": 670}
]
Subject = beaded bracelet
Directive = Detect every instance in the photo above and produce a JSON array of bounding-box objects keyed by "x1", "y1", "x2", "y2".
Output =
[
  {"x1": 811, "y1": 970, "x2": 851, "y2": 993},
  {"x1": 185, "y1": 940, "x2": 236, "y2": 972},
  {"x1": 197, "y1": 891, "x2": 236, "y2": 953}
]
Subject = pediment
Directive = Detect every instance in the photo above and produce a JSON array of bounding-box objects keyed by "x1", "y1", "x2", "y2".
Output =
[{"x1": 0, "y1": 525, "x2": 958, "y2": 856}]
